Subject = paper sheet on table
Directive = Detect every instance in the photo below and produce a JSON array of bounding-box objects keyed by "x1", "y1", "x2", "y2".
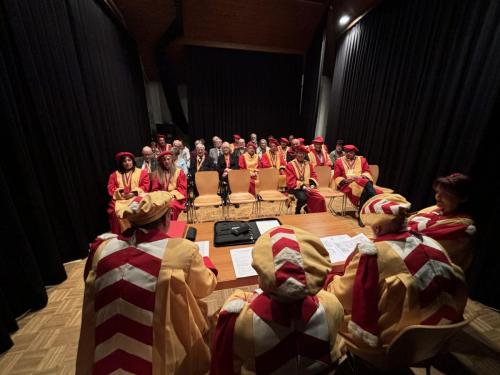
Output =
[
  {"x1": 320, "y1": 233, "x2": 373, "y2": 264},
  {"x1": 195, "y1": 240, "x2": 209, "y2": 257},
  {"x1": 255, "y1": 219, "x2": 281, "y2": 235},
  {"x1": 230, "y1": 247, "x2": 257, "y2": 278}
]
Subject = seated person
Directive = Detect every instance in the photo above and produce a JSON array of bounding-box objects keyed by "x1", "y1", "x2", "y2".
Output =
[
  {"x1": 333, "y1": 144, "x2": 382, "y2": 224},
  {"x1": 157, "y1": 134, "x2": 172, "y2": 153},
  {"x1": 189, "y1": 143, "x2": 216, "y2": 197},
  {"x1": 233, "y1": 137, "x2": 246, "y2": 160},
  {"x1": 107, "y1": 152, "x2": 149, "y2": 234},
  {"x1": 151, "y1": 151, "x2": 187, "y2": 220},
  {"x1": 278, "y1": 137, "x2": 290, "y2": 161},
  {"x1": 407, "y1": 173, "x2": 475, "y2": 272},
  {"x1": 326, "y1": 193, "x2": 467, "y2": 348},
  {"x1": 171, "y1": 147, "x2": 188, "y2": 175},
  {"x1": 259, "y1": 138, "x2": 287, "y2": 189},
  {"x1": 77, "y1": 191, "x2": 218, "y2": 375},
  {"x1": 238, "y1": 142, "x2": 260, "y2": 196},
  {"x1": 286, "y1": 145, "x2": 326, "y2": 214},
  {"x1": 308, "y1": 136, "x2": 332, "y2": 167},
  {"x1": 329, "y1": 139, "x2": 345, "y2": 164},
  {"x1": 230, "y1": 134, "x2": 241, "y2": 153},
  {"x1": 211, "y1": 226, "x2": 344, "y2": 375},
  {"x1": 286, "y1": 137, "x2": 309, "y2": 163},
  {"x1": 135, "y1": 146, "x2": 157, "y2": 177}
]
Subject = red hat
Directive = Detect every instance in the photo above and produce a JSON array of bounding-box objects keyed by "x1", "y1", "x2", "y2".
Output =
[
  {"x1": 157, "y1": 134, "x2": 166, "y2": 140},
  {"x1": 268, "y1": 138, "x2": 279, "y2": 147},
  {"x1": 312, "y1": 136, "x2": 324, "y2": 144},
  {"x1": 115, "y1": 152, "x2": 135, "y2": 162},
  {"x1": 296, "y1": 145, "x2": 309, "y2": 154},
  {"x1": 233, "y1": 134, "x2": 241, "y2": 140},
  {"x1": 298, "y1": 138, "x2": 305, "y2": 144},
  {"x1": 280, "y1": 137, "x2": 289, "y2": 144},
  {"x1": 246, "y1": 142, "x2": 257, "y2": 149},
  {"x1": 157, "y1": 151, "x2": 173, "y2": 160},
  {"x1": 343, "y1": 145, "x2": 359, "y2": 153}
]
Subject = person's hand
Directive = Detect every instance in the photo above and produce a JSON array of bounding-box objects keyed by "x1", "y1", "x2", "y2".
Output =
[
  {"x1": 123, "y1": 192, "x2": 135, "y2": 199},
  {"x1": 303, "y1": 186, "x2": 311, "y2": 192},
  {"x1": 344, "y1": 178, "x2": 353, "y2": 184},
  {"x1": 223, "y1": 172, "x2": 228, "y2": 177}
]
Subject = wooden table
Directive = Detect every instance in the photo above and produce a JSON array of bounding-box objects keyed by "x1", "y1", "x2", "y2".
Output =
[{"x1": 191, "y1": 212, "x2": 373, "y2": 290}]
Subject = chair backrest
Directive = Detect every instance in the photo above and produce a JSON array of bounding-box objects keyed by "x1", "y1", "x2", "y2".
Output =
[
  {"x1": 385, "y1": 319, "x2": 471, "y2": 368},
  {"x1": 195, "y1": 171, "x2": 219, "y2": 196},
  {"x1": 369, "y1": 164, "x2": 379, "y2": 184},
  {"x1": 257, "y1": 168, "x2": 279, "y2": 191},
  {"x1": 228, "y1": 169, "x2": 251, "y2": 194},
  {"x1": 315, "y1": 165, "x2": 332, "y2": 187}
]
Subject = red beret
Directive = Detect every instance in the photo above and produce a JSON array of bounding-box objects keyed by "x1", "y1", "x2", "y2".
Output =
[
  {"x1": 115, "y1": 152, "x2": 135, "y2": 162},
  {"x1": 296, "y1": 145, "x2": 310, "y2": 154},
  {"x1": 280, "y1": 137, "x2": 289, "y2": 144},
  {"x1": 312, "y1": 136, "x2": 324, "y2": 144},
  {"x1": 298, "y1": 138, "x2": 305, "y2": 144},
  {"x1": 157, "y1": 151, "x2": 173, "y2": 160},
  {"x1": 343, "y1": 145, "x2": 359, "y2": 153},
  {"x1": 268, "y1": 138, "x2": 279, "y2": 146},
  {"x1": 246, "y1": 142, "x2": 257, "y2": 149},
  {"x1": 233, "y1": 134, "x2": 241, "y2": 140}
]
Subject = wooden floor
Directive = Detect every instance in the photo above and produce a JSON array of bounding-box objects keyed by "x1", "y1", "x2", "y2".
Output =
[{"x1": 1, "y1": 199, "x2": 499, "y2": 374}]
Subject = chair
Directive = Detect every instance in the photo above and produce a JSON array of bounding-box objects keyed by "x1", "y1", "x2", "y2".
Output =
[
  {"x1": 256, "y1": 168, "x2": 288, "y2": 216},
  {"x1": 369, "y1": 164, "x2": 394, "y2": 194},
  {"x1": 191, "y1": 171, "x2": 224, "y2": 223},
  {"x1": 227, "y1": 169, "x2": 258, "y2": 218},
  {"x1": 343, "y1": 318, "x2": 474, "y2": 374},
  {"x1": 314, "y1": 166, "x2": 345, "y2": 215}
]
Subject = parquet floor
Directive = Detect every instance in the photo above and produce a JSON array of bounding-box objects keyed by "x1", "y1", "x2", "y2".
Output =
[{"x1": 1, "y1": 199, "x2": 500, "y2": 374}]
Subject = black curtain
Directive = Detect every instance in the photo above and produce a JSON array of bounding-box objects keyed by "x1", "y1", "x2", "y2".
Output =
[
  {"x1": 325, "y1": 0, "x2": 499, "y2": 307},
  {"x1": 0, "y1": 0, "x2": 149, "y2": 352},
  {"x1": 186, "y1": 46, "x2": 303, "y2": 142}
]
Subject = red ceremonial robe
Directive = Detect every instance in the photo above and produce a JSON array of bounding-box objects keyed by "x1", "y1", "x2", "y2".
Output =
[
  {"x1": 333, "y1": 156, "x2": 382, "y2": 206},
  {"x1": 151, "y1": 169, "x2": 187, "y2": 220},
  {"x1": 107, "y1": 168, "x2": 150, "y2": 234},
  {"x1": 285, "y1": 160, "x2": 326, "y2": 213},
  {"x1": 238, "y1": 153, "x2": 260, "y2": 196},
  {"x1": 308, "y1": 148, "x2": 332, "y2": 167}
]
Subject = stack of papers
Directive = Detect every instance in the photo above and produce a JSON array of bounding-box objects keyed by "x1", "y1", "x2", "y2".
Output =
[
  {"x1": 230, "y1": 247, "x2": 257, "y2": 278},
  {"x1": 320, "y1": 233, "x2": 372, "y2": 263},
  {"x1": 195, "y1": 241, "x2": 210, "y2": 257},
  {"x1": 255, "y1": 219, "x2": 281, "y2": 235}
]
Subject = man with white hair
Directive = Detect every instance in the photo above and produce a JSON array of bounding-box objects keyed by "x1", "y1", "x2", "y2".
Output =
[
  {"x1": 189, "y1": 143, "x2": 215, "y2": 192},
  {"x1": 135, "y1": 146, "x2": 157, "y2": 175},
  {"x1": 209, "y1": 136, "x2": 223, "y2": 165},
  {"x1": 233, "y1": 138, "x2": 246, "y2": 159}
]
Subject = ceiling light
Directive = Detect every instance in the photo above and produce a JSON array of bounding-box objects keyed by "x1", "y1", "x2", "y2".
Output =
[{"x1": 339, "y1": 15, "x2": 350, "y2": 26}]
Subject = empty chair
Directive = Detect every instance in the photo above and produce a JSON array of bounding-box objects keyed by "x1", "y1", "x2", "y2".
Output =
[
  {"x1": 343, "y1": 318, "x2": 474, "y2": 374},
  {"x1": 315, "y1": 165, "x2": 345, "y2": 215},
  {"x1": 369, "y1": 164, "x2": 394, "y2": 194},
  {"x1": 256, "y1": 168, "x2": 288, "y2": 216},
  {"x1": 227, "y1": 169, "x2": 258, "y2": 218},
  {"x1": 192, "y1": 171, "x2": 223, "y2": 222}
]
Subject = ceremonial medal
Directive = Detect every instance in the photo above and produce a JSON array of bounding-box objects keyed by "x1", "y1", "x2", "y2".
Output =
[{"x1": 300, "y1": 177, "x2": 304, "y2": 181}]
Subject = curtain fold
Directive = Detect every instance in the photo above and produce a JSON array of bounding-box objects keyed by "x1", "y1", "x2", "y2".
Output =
[
  {"x1": 186, "y1": 46, "x2": 303, "y2": 141},
  {"x1": 325, "y1": 0, "x2": 499, "y2": 307},
  {"x1": 0, "y1": 0, "x2": 149, "y2": 352}
]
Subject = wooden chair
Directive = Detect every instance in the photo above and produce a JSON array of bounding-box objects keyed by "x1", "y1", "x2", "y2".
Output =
[
  {"x1": 369, "y1": 164, "x2": 394, "y2": 194},
  {"x1": 315, "y1": 165, "x2": 345, "y2": 215},
  {"x1": 343, "y1": 317, "x2": 474, "y2": 374},
  {"x1": 256, "y1": 168, "x2": 288, "y2": 216},
  {"x1": 191, "y1": 171, "x2": 223, "y2": 223},
  {"x1": 227, "y1": 169, "x2": 258, "y2": 218}
]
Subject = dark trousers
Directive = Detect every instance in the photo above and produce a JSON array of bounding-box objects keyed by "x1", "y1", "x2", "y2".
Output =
[{"x1": 291, "y1": 189, "x2": 308, "y2": 214}]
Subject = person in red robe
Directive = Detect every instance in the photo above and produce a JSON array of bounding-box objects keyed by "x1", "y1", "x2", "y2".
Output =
[
  {"x1": 157, "y1": 134, "x2": 172, "y2": 153},
  {"x1": 260, "y1": 138, "x2": 287, "y2": 189},
  {"x1": 238, "y1": 142, "x2": 260, "y2": 196},
  {"x1": 308, "y1": 135, "x2": 332, "y2": 167},
  {"x1": 278, "y1": 137, "x2": 290, "y2": 161},
  {"x1": 151, "y1": 151, "x2": 187, "y2": 220},
  {"x1": 286, "y1": 145, "x2": 327, "y2": 214},
  {"x1": 107, "y1": 152, "x2": 150, "y2": 234},
  {"x1": 333, "y1": 145, "x2": 382, "y2": 225},
  {"x1": 229, "y1": 134, "x2": 241, "y2": 153}
]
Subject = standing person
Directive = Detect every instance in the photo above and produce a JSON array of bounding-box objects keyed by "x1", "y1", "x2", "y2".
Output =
[
  {"x1": 107, "y1": 152, "x2": 150, "y2": 234},
  {"x1": 333, "y1": 144, "x2": 381, "y2": 221},
  {"x1": 329, "y1": 140, "x2": 345, "y2": 164},
  {"x1": 308, "y1": 136, "x2": 332, "y2": 167},
  {"x1": 151, "y1": 151, "x2": 187, "y2": 220},
  {"x1": 157, "y1": 134, "x2": 171, "y2": 153},
  {"x1": 326, "y1": 194, "x2": 467, "y2": 348},
  {"x1": 211, "y1": 226, "x2": 345, "y2": 375},
  {"x1": 209, "y1": 136, "x2": 223, "y2": 165},
  {"x1": 407, "y1": 173, "x2": 476, "y2": 271},
  {"x1": 260, "y1": 138, "x2": 287, "y2": 189},
  {"x1": 238, "y1": 142, "x2": 260, "y2": 196},
  {"x1": 136, "y1": 146, "x2": 158, "y2": 178},
  {"x1": 77, "y1": 191, "x2": 218, "y2": 375},
  {"x1": 256, "y1": 139, "x2": 269, "y2": 157},
  {"x1": 285, "y1": 145, "x2": 326, "y2": 214}
]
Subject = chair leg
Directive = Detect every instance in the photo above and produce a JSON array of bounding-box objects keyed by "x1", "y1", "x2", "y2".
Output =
[{"x1": 426, "y1": 365, "x2": 431, "y2": 375}]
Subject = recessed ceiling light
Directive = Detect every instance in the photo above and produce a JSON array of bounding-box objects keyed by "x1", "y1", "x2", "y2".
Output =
[{"x1": 339, "y1": 15, "x2": 350, "y2": 26}]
